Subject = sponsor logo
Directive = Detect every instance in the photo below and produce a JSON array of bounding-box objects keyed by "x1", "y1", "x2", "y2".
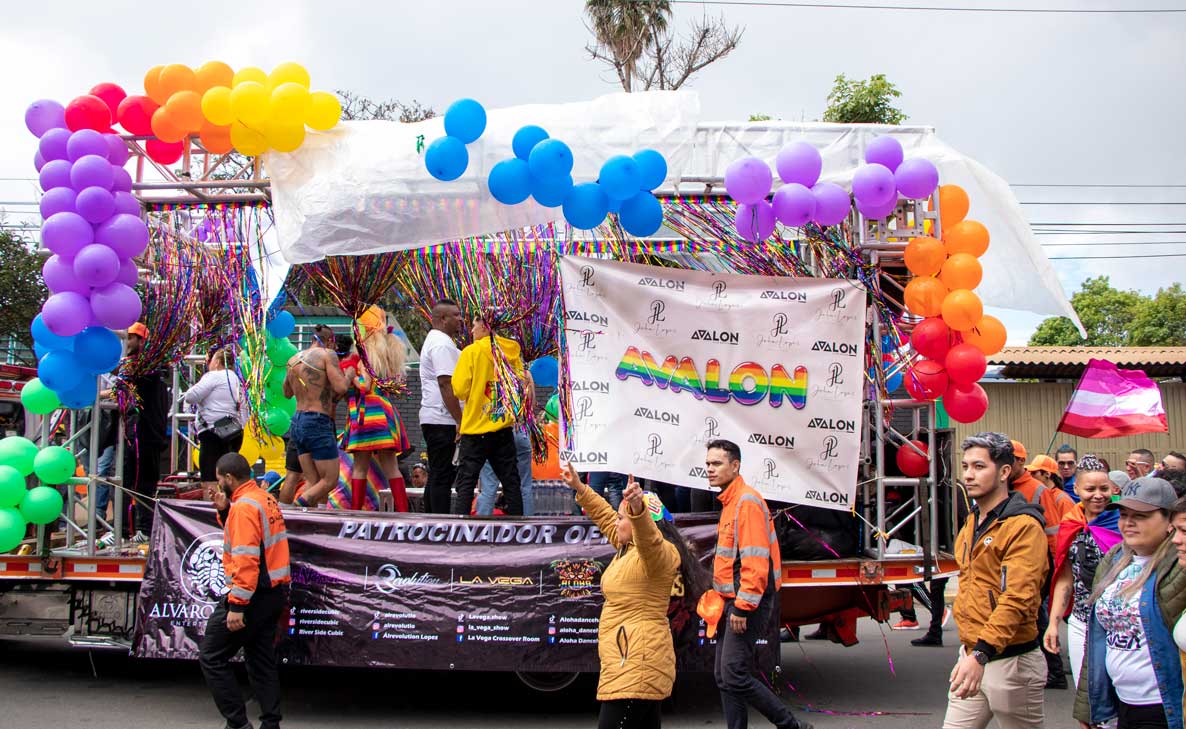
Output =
[
  {"x1": 816, "y1": 286, "x2": 860, "y2": 324},
  {"x1": 689, "y1": 466, "x2": 709, "y2": 479},
  {"x1": 691, "y1": 329, "x2": 740, "y2": 345},
  {"x1": 712, "y1": 281, "x2": 728, "y2": 300},
  {"x1": 457, "y1": 574, "x2": 537, "y2": 587},
  {"x1": 807, "y1": 417, "x2": 857, "y2": 433},
  {"x1": 804, "y1": 489, "x2": 851, "y2": 506},
  {"x1": 566, "y1": 310, "x2": 608, "y2": 327},
  {"x1": 180, "y1": 532, "x2": 227, "y2": 604},
  {"x1": 810, "y1": 362, "x2": 850, "y2": 402},
  {"x1": 550, "y1": 559, "x2": 605, "y2": 598},
  {"x1": 633, "y1": 300, "x2": 676, "y2": 337},
  {"x1": 696, "y1": 279, "x2": 740, "y2": 311},
  {"x1": 806, "y1": 435, "x2": 850, "y2": 474},
  {"x1": 749, "y1": 433, "x2": 795, "y2": 450},
  {"x1": 580, "y1": 265, "x2": 595, "y2": 287},
  {"x1": 812, "y1": 340, "x2": 859, "y2": 356},
  {"x1": 616, "y1": 348, "x2": 808, "y2": 410},
  {"x1": 639, "y1": 276, "x2": 686, "y2": 291},
  {"x1": 704, "y1": 416, "x2": 721, "y2": 439},
  {"x1": 763, "y1": 458, "x2": 779, "y2": 480},
  {"x1": 634, "y1": 406, "x2": 680, "y2": 425},
  {"x1": 560, "y1": 450, "x2": 609, "y2": 465},
  {"x1": 574, "y1": 396, "x2": 594, "y2": 419},
  {"x1": 571, "y1": 380, "x2": 610, "y2": 394},
  {"x1": 826, "y1": 362, "x2": 845, "y2": 387},
  {"x1": 647, "y1": 300, "x2": 667, "y2": 324},
  {"x1": 366, "y1": 564, "x2": 444, "y2": 593},
  {"x1": 758, "y1": 312, "x2": 801, "y2": 352},
  {"x1": 576, "y1": 330, "x2": 599, "y2": 352},
  {"x1": 645, "y1": 433, "x2": 664, "y2": 457},
  {"x1": 819, "y1": 436, "x2": 839, "y2": 461},
  {"x1": 771, "y1": 313, "x2": 789, "y2": 337},
  {"x1": 760, "y1": 290, "x2": 808, "y2": 302}
]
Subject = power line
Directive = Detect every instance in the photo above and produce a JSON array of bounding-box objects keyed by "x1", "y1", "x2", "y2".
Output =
[
  {"x1": 1013, "y1": 183, "x2": 1186, "y2": 188},
  {"x1": 664, "y1": 0, "x2": 1186, "y2": 12},
  {"x1": 1020, "y1": 201, "x2": 1186, "y2": 205},
  {"x1": 1039, "y1": 240, "x2": 1186, "y2": 246},
  {"x1": 1048, "y1": 253, "x2": 1186, "y2": 260},
  {"x1": 1034, "y1": 229, "x2": 1186, "y2": 235}
]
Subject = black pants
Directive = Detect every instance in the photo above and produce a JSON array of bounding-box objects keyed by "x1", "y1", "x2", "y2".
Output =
[
  {"x1": 200, "y1": 590, "x2": 286, "y2": 729},
  {"x1": 715, "y1": 596, "x2": 802, "y2": 729},
  {"x1": 123, "y1": 438, "x2": 162, "y2": 536},
  {"x1": 422, "y1": 424, "x2": 457, "y2": 514},
  {"x1": 199, "y1": 429, "x2": 245, "y2": 482},
  {"x1": 901, "y1": 577, "x2": 948, "y2": 632},
  {"x1": 1118, "y1": 702, "x2": 1169, "y2": 729},
  {"x1": 1036, "y1": 575, "x2": 1065, "y2": 681},
  {"x1": 452, "y1": 428, "x2": 522, "y2": 515},
  {"x1": 598, "y1": 699, "x2": 662, "y2": 729}
]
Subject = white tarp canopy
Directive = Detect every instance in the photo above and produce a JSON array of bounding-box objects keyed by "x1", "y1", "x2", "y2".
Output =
[{"x1": 267, "y1": 90, "x2": 1081, "y2": 330}]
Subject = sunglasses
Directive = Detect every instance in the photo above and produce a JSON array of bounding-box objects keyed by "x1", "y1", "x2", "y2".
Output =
[
  {"x1": 1056, "y1": 461, "x2": 1076, "y2": 468},
  {"x1": 1125, "y1": 460, "x2": 1152, "y2": 468}
]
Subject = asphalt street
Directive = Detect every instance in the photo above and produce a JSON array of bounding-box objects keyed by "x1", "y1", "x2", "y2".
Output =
[{"x1": 0, "y1": 619, "x2": 1076, "y2": 728}]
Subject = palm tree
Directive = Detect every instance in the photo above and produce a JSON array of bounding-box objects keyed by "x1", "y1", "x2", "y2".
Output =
[{"x1": 584, "y1": 0, "x2": 673, "y2": 92}]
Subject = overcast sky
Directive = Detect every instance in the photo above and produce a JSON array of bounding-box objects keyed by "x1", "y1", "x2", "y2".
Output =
[{"x1": 2, "y1": 0, "x2": 1182, "y2": 343}]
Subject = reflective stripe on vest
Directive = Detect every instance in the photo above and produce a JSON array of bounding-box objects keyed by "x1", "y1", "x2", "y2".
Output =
[{"x1": 725, "y1": 492, "x2": 779, "y2": 598}]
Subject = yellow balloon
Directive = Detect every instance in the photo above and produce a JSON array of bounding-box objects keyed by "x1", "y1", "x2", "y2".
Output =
[
  {"x1": 238, "y1": 433, "x2": 261, "y2": 464},
  {"x1": 305, "y1": 91, "x2": 342, "y2": 131},
  {"x1": 230, "y1": 122, "x2": 268, "y2": 156},
  {"x1": 201, "y1": 86, "x2": 235, "y2": 126},
  {"x1": 270, "y1": 82, "x2": 311, "y2": 123},
  {"x1": 265, "y1": 121, "x2": 306, "y2": 153},
  {"x1": 232, "y1": 66, "x2": 268, "y2": 87},
  {"x1": 269, "y1": 62, "x2": 311, "y2": 89},
  {"x1": 230, "y1": 81, "x2": 270, "y2": 125}
]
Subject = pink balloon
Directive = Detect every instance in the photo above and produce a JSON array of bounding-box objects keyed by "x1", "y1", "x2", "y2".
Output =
[
  {"x1": 116, "y1": 257, "x2": 139, "y2": 287},
  {"x1": 39, "y1": 187, "x2": 77, "y2": 219},
  {"x1": 42, "y1": 254, "x2": 87, "y2": 295},
  {"x1": 73, "y1": 244, "x2": 121, "y2": 288},
  {"x1": 113, "y1": 191, "x2": 140, "y2": 216},
  {"x1": 93, "y1": 214, "x2": 148, "y2": 258},
  {"x1": 734, "y1": 200, "x2": 776, "y2": 243},
  {"x1": 41, "y1": 291, "x2": 91, "y2": 337},
  {"x1": 771, "y1": 183, "x2": 816, "y2": 227},
  {"x1": 811, "y1": 182, "x2": 851, "y2": 227},
  {"x1": 89, "y1": 283, "x2": 141, "y2": 330},
  {"x1": 41, "y1": 212, "x2": 94, "y2": 257}
]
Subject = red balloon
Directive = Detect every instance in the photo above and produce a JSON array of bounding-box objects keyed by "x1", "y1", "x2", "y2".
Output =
[
  {"x1": 896, "y1": 440, "x2": 930, "y2": 478},
  {"x1": 89, "y1": 82, "x2": 127, "y2": 119},
  {"x1": 945, "y1": 343, "x2": 987, "y2": 386},
  {"x1": 145, "y1": 138, "x2": 184, "y2": 165},
  {"x1": 944, "y1": 382, "x2": 989, "y2": 423},
  {"x1": 911, "y1": 317, "x2": 953, "y2": 360},
  {"x1": 905, "y1": 359, "x2": 948, "y2": 401},
  {"x1": 64, "y1": 95, "x2": 112, "y2": 132},
  {"x1": 116, "y1": 95, "x2": 159, "y2": 136}
]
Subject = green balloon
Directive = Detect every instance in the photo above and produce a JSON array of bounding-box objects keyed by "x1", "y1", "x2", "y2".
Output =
[
  {"x1": 544, "y1": 393, "x2": 559, "y2": 422},
  {"x1": 33, "y1": 446, "x2": 76, "y2": 485},
  {"x1": 19, "y1": 486, "x2": 63, "y2": 526},
  {"x1": 265, "y1": 407, "x2": 292, "y2": 436},
  {"x1": 266, "y1": 336, "x2": 298, "y2": 366},
  {"x1": 0, "y1": 465, "x2": 25, "y2": 509},
  {"x1": 0, "y1": 437, "x2": 39, "y2": 477},
  {"x1": 20, "y1": 378, "x2": 60, "y2": 415},
  {"x1": 265, "y1": 368, "x2": 288, "y2": 400},
  {"x1": 0, "y1": 507, "x2": 26, "y2": 553},
  {"x1": 276, "y1": 396, "x2": 297, "y2": 417}
]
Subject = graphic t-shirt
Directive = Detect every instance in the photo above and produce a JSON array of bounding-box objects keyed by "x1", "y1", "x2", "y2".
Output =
[
  {"x1": 1068, "y1": 530, "x2": 1103, "y2": 623},
  {"x1": 1095, "y1": 555, "x2": 1160, "y2": 705}
]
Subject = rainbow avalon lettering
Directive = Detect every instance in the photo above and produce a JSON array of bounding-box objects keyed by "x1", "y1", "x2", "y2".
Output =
[{"x1": 615, "y1": 346, "x2": 807, "y2": 409}]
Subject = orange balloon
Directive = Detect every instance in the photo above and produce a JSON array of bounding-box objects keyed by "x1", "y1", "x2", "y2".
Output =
[
  {"x1": 195, "y1": 61, "x2": 235, "y2": 92},
  {"x1": 944, "y1": 220, "x2": 989, "y2": 257},
  {"x1": 157, "y1": 64, "x2": 198, "y2": 98},
  {"x1": 144, "y1": 65, "x2": 167, "y2": 105},
  {"x1": 199, "y1": 121, "x2": 233, "y2": 154},
  {"x1": 938, "y1": 185, "x2": 970, "y2": 233},
  {"x1": 904, "y1": 236, "x2": 946, "y2": 277},
  {"x1": 150, "y1": 107, "x2": 188, "y2": 144},
  {"x1": 962, "y1": 314, "x2": 1007, "y2": 356},
  {"x1": 941, "y1": 289, "x2": 984, "y2": 332},
  {"x1": 164, "y1": 90, "x2": 204, "y2": 131},
  {"x1": 939, "y1": 253, "x2": 983, "y2": 291},
  {"x1": 904, "y1": 277, "x2": 948, "y2": 318}
]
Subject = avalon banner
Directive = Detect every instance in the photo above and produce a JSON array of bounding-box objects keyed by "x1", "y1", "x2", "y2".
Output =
[
  {"x1": 559, "y1": 257, "x2": 866, "y2": 511},
  {"x1": 133, "y1": 500, "x2": 775, "y2": 672}
]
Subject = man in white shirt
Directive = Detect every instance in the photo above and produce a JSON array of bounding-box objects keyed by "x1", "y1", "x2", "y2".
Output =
[{"x1": 418, "y1": 300, "x2": 464, "y2": 513}]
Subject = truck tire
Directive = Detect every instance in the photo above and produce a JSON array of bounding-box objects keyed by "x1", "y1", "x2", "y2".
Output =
[{"x1": 515, "y1": 670, "x2": 580, "y2": 692}]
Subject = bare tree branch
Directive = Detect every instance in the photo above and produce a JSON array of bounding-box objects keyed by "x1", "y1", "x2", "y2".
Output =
[{"x1": 335, "y1": 90, "x2": 437, "y2": 123}]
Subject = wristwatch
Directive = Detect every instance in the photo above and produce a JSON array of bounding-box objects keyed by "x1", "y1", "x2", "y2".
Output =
[{"x1": 970, "y1": 650, "x2": 989, "y2": 666}]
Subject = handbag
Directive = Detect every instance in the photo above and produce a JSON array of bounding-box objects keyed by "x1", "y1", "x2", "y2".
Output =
[{"x1": 208, "y1": 371, "x2": 243, "y2": 441}]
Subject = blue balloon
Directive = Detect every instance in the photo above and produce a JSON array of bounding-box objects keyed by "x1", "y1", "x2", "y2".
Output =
[
  {"x1": 425, "y1": 136, "x2": 469, "y2": 182},
  {"x1": 267, "y1": 310, "x2": 296, "y2": 339},
  {"x1": 73, "y1": 326, "x2": 122, "y2": 375},
  {"x1": 528, "y1": 139, "x2": 573, "y2": 181},
  {"x1": 531, "y1": 173, "x2": 573, "y2": 208},
  {"x1": 563, "y1": 182, "x2": 609, "y2": 230},
  {"x1": 599, "y1": 155, "x2": 642, "y2": 201},
  {"x1": 633, "y1": 149, "x2": 668, "y2": 190},
  {"x1": 487, "y1": 159, "x2": 532, "y2": 205},
  {"x1": 618, "y1": 191, "x2": 663, "y2": 237},
  {"x1": 59, "y1": 375, "x2": 98, "y2": 410},
  {"x1": 33, "y1": 343, "x2": 50, "y2": 361},
  {"x1": 606, "y1": 196, "x2": 622, "y2": 214},
  {"x1": 528, "y1": 356, "x2": 560, "y2": 388},
  {"x1": 443, "y1": 98, "x2": 486, "y2": 144},
  {"x1": 886, "y1": 371, "x2": 904, "y2": 393},
  {"x1": 38, "y1": 349, "x2": 84, "y2": 393},
  {"x1": 30, "y1": 314, "x2": 74, "y2": 351},
  {"x1": 512, "y1": 125, "x2": 549, "y2": 161}
]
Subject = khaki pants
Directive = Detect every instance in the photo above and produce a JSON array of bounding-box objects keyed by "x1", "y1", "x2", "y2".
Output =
[{"x1": 943, "y1": 647, "x2": 1045, "y2": 729}]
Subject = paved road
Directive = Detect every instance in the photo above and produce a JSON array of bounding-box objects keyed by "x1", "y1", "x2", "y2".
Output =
[{"x1": 0, "y1": 619, "x2": 1076, "y2": 728}]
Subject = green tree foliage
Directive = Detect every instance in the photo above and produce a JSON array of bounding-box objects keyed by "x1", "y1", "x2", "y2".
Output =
[
  {"x1": 748, "y1": 113, "x2": 772, "y2": 122},
  {"x1": 822, "y1": 74, "x2": 906, "y2": 125},
  {"x1": 1028, "y1": 276, "x2": 1186, "y2": 346},
  {"x1": 0, "y1": 231, "x2": 48, "y2": 362}
]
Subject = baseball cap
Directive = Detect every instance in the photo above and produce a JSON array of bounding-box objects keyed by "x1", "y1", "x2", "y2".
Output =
[
  {"x1": 1108, "y1": 471, "x2": 1131, "y2": 490},
  {"x1": 1108, "y1": 476, "x2": 1178, "y2": 512},
  {"x1": 127, "y1": 322, "x2": 148, "y2": 339},
  {"x1": 1025, "y1": 455, "x2": 1058, "y2": 474},
  {"x1": 1010, "y1": 440, "x2": 1028, "y2": 461}
]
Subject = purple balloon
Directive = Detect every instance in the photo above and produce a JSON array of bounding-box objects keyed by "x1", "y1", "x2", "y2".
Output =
[
  {"x1": 42, "y1": 254, "x2": 87, "y2": 295},
  {"x1": 67, "y1": 130, "x2": 108, "y2": 162},
  {"x1": 775, "y1": 141, "x2": 822, "y2": 187},
  {"x1": 94, "y1": 214, "x2": 149, "y2": 259},
  {"x1": 39, "y1": 187, "x2": 77, "y2": 219},
  {"x1": 75, "y1": 187, "x2": 116, "y2": 224},
  {"x1": 111, "y1": 167, "x2": 133, "y2": 193},
  {"x1": 895, "y1": 158, "x2": 939, "y2": 200},
  {"x1": 116, "y1": 257, "x2": 139, "y2": 287},
  {"x1": 70, "y1": 155, "x2": 115, "y2": 191},
  {"x1": 113, "y1": 191, "x2": 140, "y2": 217},
  {"x1": 25, "y1": 99, "x2": 66, "y2": 137},
  {"x1": 34, "y1": 150, "x2": 46, "y2": 172},
  {"x1": 103, "y1": 134, "x2": 130, "y2": 166},
  {"x1": 41, "y1": 291, "x2": 91, "y2": 337},
  {"x1": 858, "y1": 193, "x2": 900, "y2": 220},
  {"x1": 41, "y1": 212, "x2": 94, "y2": 257},
  {"x1": 865, "y1": 136, "x2": 904, "y2": 173},
  {"x1": 38, "y1": 128, "x2": 71, "y2": 162},
  {"x1": 39, "y1": 159, "x2": 73, "y2": 190},
  {"x1": 812, "y1": 182, "x2": 852, "y2": 227},
  {"x1": 73, "y1": 244, "x2": 121, "y2": 288},
  {"x1": 734, "y1": 200, "x2": 776, "y2": 243},
  {"x1": 89, "y1": 283, "x2": 141, "y2": 330},
  {"x1": 724, "y1": 157, "x2": 773, "y2": 205},
  {"x1": 771, "y1": 183, "x2": 817, "y2": 227},
  {"x1": 851, "y1": 163, "x2": 896, "y2": 206}
]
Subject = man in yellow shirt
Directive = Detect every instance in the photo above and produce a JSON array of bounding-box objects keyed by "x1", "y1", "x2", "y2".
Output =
[{"x1": 450, "y1": 315, "x2": 526, "y2": 515}]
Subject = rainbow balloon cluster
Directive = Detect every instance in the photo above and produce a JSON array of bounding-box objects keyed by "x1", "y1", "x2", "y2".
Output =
[
  {"x1": 0, "y1": 437, "x2": 76, "y2": 553},
  {"x1": 726, "y1": 142, "x2": 850, "y2": 242}
]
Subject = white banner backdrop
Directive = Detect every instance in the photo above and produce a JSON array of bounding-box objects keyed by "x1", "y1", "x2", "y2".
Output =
[{"x1": 559, "y1": 258, "x2": 866, "y2": 510}]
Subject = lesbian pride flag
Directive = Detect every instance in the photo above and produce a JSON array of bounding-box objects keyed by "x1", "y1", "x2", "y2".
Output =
[{"x1": 1057, "y1": 359, "x2": 1168, "y2": 438}]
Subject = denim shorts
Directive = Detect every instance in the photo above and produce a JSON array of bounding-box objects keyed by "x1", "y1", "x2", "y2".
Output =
[{"x1": 290, "y1": 412, "x2": 339, "y2": 461}]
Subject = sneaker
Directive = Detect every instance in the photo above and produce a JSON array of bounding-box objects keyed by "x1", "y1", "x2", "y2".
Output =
[
  {"x1": 130, "y1": 531, "x2": 149, "y2": 545},
  {"x1": 97, "y1": 531, "x2": 116, "y2": 549},
  {"x1": 941, "y1": 606, "x2": 952, "y2": 628},
  {"x1": 779, "y1": 627, "x2": 798, "y2": 643},
  {"x1": 891, "y1": 618, "x2": 920, "y2": 631},
  {"x1": 911, "y1": 632, "x2": 943, "y2": 647}
]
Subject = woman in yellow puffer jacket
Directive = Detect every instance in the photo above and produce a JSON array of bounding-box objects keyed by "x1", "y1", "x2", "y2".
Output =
[{"x1": 560, "y1": 464, "x2": 708, "y2": 729}]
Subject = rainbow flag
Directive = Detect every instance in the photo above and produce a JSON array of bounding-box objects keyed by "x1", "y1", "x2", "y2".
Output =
[
  {"x1": 325, "y1": 448, "x2": 385, "y2": 511},
  {"x1": 1057, "y1": 359, "x2": 1168, "y2": 439}
]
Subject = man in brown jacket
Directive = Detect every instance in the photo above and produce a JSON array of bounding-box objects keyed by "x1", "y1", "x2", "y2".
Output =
[{"x1": 945, "y1": 432, "x2": 1049, "y2": 729}]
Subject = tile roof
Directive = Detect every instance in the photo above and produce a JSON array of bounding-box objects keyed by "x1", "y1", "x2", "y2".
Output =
[{"x1": 989, "y1": 347, "x2": 1186, "y2": 379}]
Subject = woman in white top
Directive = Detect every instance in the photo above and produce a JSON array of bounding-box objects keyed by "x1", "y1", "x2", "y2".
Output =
[{"x1": 181, "y1": 349, "x2": 247, "y2": 493}]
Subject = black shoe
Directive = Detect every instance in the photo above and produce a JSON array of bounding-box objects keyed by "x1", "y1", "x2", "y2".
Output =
[
  {"x1": 804, "y1": 627, "x2": 828, "y2": 641},
  {"x1": 780, "y1": 627, "x2": 798, "y2": 643},
  {"x1": 1045, "y1": 673, "x2": 1068, "y2": 689},
  {"x1": 911, "y1": 632, "x2": 943, "y2": 647}
]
